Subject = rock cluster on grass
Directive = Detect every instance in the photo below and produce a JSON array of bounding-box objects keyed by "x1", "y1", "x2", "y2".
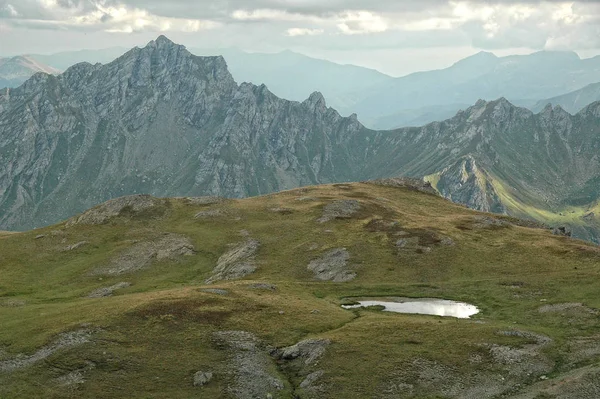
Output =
[
  {"x1": 67, "y1": 195, "x2": 168, "y2": 226},
  {"x1": 308, "y1": 248, "x2": 356, "y2": 282},
  {"x1": 97, "y1": 233, "x2": 195, "y2": 276},
  {"x1": 193, "y1": 371, "x2": 213, "y2": 387},
  {"x1": 206, "y1": 239, "x2": 260, "y2": 283},
  {"x1": 0, "y1": 329, "x2": 93, "y2": 373},
  {"x1": 213, "y1": 330, "x2": 284, "y2": 399},
  {"x1": 317, "y1": 200, "x2": 361, "y2": 223},
  {"x1": 87, "y1": 282, "x2": 131, "y2": 298}
]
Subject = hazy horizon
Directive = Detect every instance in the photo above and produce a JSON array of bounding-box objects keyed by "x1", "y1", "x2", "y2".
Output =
[{"x1": 1, "y1": 0, "x2": 599, "y2": 76}]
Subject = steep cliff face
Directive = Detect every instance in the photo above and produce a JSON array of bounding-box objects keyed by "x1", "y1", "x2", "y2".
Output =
[
  {"x1": 2, "y1": 36, "x2": 600, "y2": 242},
  {"x1": 0, "y1": 37, "x2": 373, "y2": 229},
  {"x1": 426, "y1": 156, "x2": 506, "y2": 214}
]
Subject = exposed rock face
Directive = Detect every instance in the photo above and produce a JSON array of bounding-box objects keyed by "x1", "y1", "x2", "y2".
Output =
[
  {"x1": 2, "y1": 36, "x2": 600, "y2": 243},
  {"x1": 67, "y1": 195, "x2": 167, "y2": 226},
  {"x1": 428, "y1": 156, "x2": 506, "y2": 214},
  {"x1": 307, "y1": 248, "x2": 356, "y2": 282},
  {"x1": 0, "y1": 329, "x2": 92, "y2": 373},
  {"x1": 97, "y1": 233, "x2": 195, "y2": 275},
  {"x1": 213, "y1": 330, "x2": 284, "y2": 399},
  {"x1": 193, "y1": 371, "x2": 213, "y2": 387},
  {"x1": 206, "y1": 239, "x2": 260, "y2": 283},
  {"x1": 318, "y1": 200, "x2": 361, "y2": 223}
]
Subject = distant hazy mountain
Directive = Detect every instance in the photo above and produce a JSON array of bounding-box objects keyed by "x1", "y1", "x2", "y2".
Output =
[
  {"x1": 29, "y1": 47, "x2": 127, "y2": 71},
  {"x1": 532, "y1": 82, "x2": 600, "y2": 114},
  {"x1": 353, "y1": 51, "x2": 600, "y2": 128},
  {"x1": 191, "y1": 47, "x2": 393, "y2": 112},
  {"x1": 2, "y1": 36, "x2": 600, "y2": 243},
  {"x1": 0, "y1": 56, "x2": 59, "y2": 88}
]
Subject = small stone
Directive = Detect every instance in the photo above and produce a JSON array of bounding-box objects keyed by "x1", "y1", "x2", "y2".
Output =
[
  {"x1": 279, "y1": 311, "x2": 285, "y2": 315},
  {"x1": 193, "y1": 371, "x2": 213, "y2": 387},
  {"x1": 311, "y1": 309, "x2": 320, "y2": 314},
  {"x1": 35, "y1": 234, "x2": 45, "y2": 239}
]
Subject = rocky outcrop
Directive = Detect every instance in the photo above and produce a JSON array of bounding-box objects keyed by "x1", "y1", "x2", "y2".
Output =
[
  {"x1": 307, "y1": 248, "x2": 356, "y2": 282},
  {"x1": 318, "y1": 200, "x2": 361, "y2": 223},
  {"x1": 428, "y1": 156, "x2": 506, "y2": 214},
  {"x1": 96, "y1": 233, "x2": 195, "y2": 275},
  {"x1": 206, "y1": 239, "x2": 260, "y2": 283},
  {"x1": 213, "y1": 330, "x2": 285, "y2": 399},
  {"x1": 67, "y1": 195, "x2": 168, "y2": 226}
]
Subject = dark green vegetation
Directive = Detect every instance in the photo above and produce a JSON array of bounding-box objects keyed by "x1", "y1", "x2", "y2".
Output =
[{"x1": 1, "y1": 181, "x2": 600, "y2": 398}]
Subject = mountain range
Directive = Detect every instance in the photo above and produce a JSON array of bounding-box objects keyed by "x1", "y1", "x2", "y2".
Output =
[
  {"x1": 0, "y1": 56, "x2": 59, "y2": 88},
  {"x1": 5, "y1": 45, "x2": 600, "y2": 129},
  {"x1": 1, "y1": 36, "x2": 600, "y2": 243},
  {"x1": 532, "y1": 82, "x2": 600, "y2": 114}
]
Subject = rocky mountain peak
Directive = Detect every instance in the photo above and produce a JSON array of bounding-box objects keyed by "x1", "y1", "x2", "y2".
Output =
[{"x1": 303, "y1": 91, "x2": 327, "y2": 112}]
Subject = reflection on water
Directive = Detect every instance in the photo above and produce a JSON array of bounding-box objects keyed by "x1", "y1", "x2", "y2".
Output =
[{"x1": 342, "y1": 298, "x2": 479, "y2": 319}]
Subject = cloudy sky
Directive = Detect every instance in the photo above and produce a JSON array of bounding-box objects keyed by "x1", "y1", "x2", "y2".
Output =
[{"x1": 1, "y1": 0, "x2": 600, "y2": 76}]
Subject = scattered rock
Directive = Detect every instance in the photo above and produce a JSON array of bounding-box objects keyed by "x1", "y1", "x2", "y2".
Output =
[
  {"x1": 67, "y1": 195, "x2": 168, "y2": 226},
  {"x1": 213, "y1": 331, "x2": 284, "y2": 399},
  {"x1": 195, "y1": 209, "x2": 224, "y2": 218},
  {"x1": 367, "y1": 177, "x2": 438, "y2": 195},
  {"x1": 200, "y1": 288, "x2": 229, "y2": 295},
  {"x1": 193, "y1": 371, "x2": 213, "y2": 387},
  {"x1": 0, "y1": 329, "x2": 93, "y2": 373},
  {"x1": 206, "y1": 239, "x2": 260, "y2": 284},
  {"x1": 552, "y1": 226, "x2": 572, "y2": 237},
  {"x1": 87, "y1": 282, "x2": 131, "y2": 298},
  {"x1": 295, "y1": 196, "x2": 318, "y2": 202},
  {"x1": 396, "y1": 237, "x2": 419, "y2": 250},
  {"x1": 247, "y1": 283, "x2": 277, "y2": 291},
  {"x1": 300, "y1": 370, "x2": 324, "y2": 389},
  {"x1": 0, "y1": 299, "x2": 26, "y2": 307},
  {"x1": 35, "y1": 234, "x2": 45, "y2": 239},
  {"x1": 97, "y1": 233, "x2": 195, "y2": 276},
  {"x1": 440, "y1": 236, "x2": 455, "y2": 246},
  {"x1": 56, "y1": 370, "x2": 85, "y2": 387},
  {"x1": 308, "y1": 248, "x2": 356, "y2": 282},
  {"x1": 62, "y1": 241, "x2": 89, "y2": 252},
  {"x1": 317, "y1": 200, "x2": 361, "y2": 223},
  {"x1": 277, "y1": 339, "x2": 331, "y2": 365}
]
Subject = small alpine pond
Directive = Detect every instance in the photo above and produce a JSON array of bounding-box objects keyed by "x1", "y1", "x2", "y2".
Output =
[{"x1": 342, "y1": 297, "x2": 479, "y2": 319}]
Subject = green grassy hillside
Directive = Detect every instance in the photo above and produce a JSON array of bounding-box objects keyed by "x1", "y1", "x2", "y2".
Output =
[{"x1": 1, "y1": 182, "x2": 600, "y2": 398}]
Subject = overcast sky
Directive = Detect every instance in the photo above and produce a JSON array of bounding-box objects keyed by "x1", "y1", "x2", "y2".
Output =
[{"x1": 1, "y1": 0, "x2": 600, "y2": 76}]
